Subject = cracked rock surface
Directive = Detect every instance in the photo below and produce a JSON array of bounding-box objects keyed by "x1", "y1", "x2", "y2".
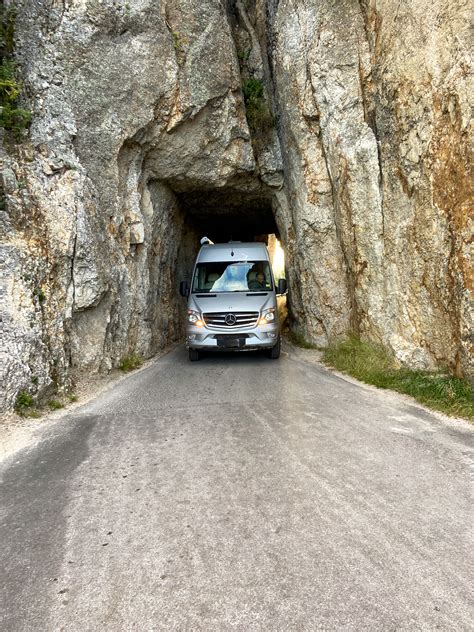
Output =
[{"x1": 0, "y1": 0, "x2": 472, "y2": 412}]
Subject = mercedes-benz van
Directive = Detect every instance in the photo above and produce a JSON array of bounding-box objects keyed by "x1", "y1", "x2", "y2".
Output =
[{"x1": 180, "y1": 240, "x2": 287, "y2": 361}]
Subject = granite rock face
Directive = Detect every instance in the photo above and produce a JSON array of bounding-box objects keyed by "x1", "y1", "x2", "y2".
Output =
[
  {"x1": 0, "y1": 0, "x2": 261, "y2": 412},
  {"x1": 267, "y1": 0, "x2": 472, "y2": 372},
  {"x1": 0, "y1": 0, "x2": 472, "y2": 412}
]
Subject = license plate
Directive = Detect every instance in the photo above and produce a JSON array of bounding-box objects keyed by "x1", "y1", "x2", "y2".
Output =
[{"x1": 217, "y1": 337, "x2": 244, "y2": 348}]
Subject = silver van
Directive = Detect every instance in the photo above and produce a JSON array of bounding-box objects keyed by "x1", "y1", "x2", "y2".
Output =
[{"x1": 180, "y1": 239, "x2": 287, "y2": 361}]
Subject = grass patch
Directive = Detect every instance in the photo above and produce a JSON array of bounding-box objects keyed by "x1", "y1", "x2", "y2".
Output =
[
  {"x1": 322, "y1": 335, "x2": 474, "y2": 420},
  {"x1": 119, "y1": 353, "x2": 143, "y2": 372},
  {"x1": 20, "y1": 408, "x2": 42, "y2": 418},
  {"x1": 68, "y1": 393, "x2": 78, "y2": 403},
  {"x1": 48, "y1": 399, "x2": 64, "y2": 410},
  {"x1": 15, "y1": 389, "x2": 34, "y2": 411},
  {"x1": 14, "y1": 389, "x2": 41, "y2": 417}
]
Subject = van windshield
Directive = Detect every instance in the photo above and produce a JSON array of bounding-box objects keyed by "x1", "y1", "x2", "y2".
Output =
[{"x1": 192, "y1": 261, "x2": 273, "y2": 293}]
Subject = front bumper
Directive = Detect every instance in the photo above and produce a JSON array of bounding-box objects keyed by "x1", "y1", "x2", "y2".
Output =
[{"x1": 186, "y1": 322, "x2": 279, "y2": 350}]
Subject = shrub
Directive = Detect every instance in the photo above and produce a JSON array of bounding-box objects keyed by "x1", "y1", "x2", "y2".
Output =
[
  {"x1": 33, "y1": 286, "x2": 46, "y2": 303},
  {"x1": 15, "y1": 389, "x2": 41, "y2": 417},
  {"x1": 242, "y1": 78, "x2": 274, "y2": 136},
  {"x1": 171, "y1": 30, "x2": 188, "y2": 65},
  {"x1": 0, "y1": 4, "x2": 16, "y2": 57},
  {"x1": 15, "y1": 389, "x2": 34, "y2": 411},
  {"x1": 48, "y1": 399, "x2": 64, "y2": 410},
  {"x1": 237, "y1": 48, "x2": 251, "y2": 63},
  {"x1": 0, "y1": 11, "x2": 31, "y2": 141},
  {"x1": 119, "y1": 353, "x2": 143, "y2": 372}
]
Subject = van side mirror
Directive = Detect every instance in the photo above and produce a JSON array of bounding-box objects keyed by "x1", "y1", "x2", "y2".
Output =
[
  {"x1": 180, "y1": 281, "x2": 190, "y2": 297},
  {"x1": 277, "y1": 278, "x2": 287, "y2": 295}
]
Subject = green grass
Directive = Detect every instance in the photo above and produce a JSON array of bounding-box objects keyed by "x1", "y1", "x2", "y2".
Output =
[
  {"x1": 48, "y1": 399, "x2": 64, "y2": 410},
  {"x1": 119, "y1": 353, "x2": 143, "y2": 372},
  {"x1": 14, "y1": 389, "x2": 41, "y2": 417},
  {"x1": 15, "y1": 387, "x2": 79, "y2": 417},
  {"x1": 20, "y1": 408, "x2": 42, "y2": 418},
  {"x1": 15, "y1": 389, "x2": 34, "y2": 411},
  {"x1": 322, "y1": 335, "x2": 474, "y2": 420}
]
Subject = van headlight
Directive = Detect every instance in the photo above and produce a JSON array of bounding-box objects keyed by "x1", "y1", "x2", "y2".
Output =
[
  {"x1": 259, "y1": 308, "x2": 275, "y2": 325},
  {"x1": 188, "y1": 310, "x2": 204, "y2": 327}
]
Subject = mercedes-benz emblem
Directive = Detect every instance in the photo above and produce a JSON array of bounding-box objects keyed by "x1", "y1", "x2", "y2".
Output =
[{"x1": 225, "y1": 313, "x2": 237, "y2": 326}]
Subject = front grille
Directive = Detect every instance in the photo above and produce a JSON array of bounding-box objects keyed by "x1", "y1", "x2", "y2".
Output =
[{"x1": 203, "y1": 311, "x2": 259, "y2": 329}]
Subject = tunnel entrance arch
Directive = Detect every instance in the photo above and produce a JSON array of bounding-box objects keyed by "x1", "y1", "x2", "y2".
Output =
[{"x1": 144, "y1": 178, "x2": 288, "y2": 349}]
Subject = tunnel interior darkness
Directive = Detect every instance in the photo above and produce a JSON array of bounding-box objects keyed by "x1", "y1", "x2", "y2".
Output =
[{"x1": 176, "y1": 188, "x2": 279, "y2": 243}]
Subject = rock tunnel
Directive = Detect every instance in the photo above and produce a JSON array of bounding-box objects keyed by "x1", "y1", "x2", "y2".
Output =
[
  {"x1": 0, "y1": 0, "x2": 471, "y2": 412},
  {"x1": 132, "y1": 176, "x2": 286, "y2": 368}
]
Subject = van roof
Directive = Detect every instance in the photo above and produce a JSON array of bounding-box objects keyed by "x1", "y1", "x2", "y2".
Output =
[{"x1": 196, "y1": 242, "x2": 270, "y2": 263}]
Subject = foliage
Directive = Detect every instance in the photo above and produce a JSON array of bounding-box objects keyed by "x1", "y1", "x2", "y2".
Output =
[
  {"x1": 322, "y1": 335, "x2": 474, "y2": 420},
  {"x1": 0, "y1": 62, "x2": 19, "y2": 100},
  {"x1": 237, "y1": 48, "x2": 251, "y2": 63},
  {"x1": 68, "y1": 393, "x2": 79, "y2": 403},
  {"x1": 242, "y1": 78, "x2": 274, "y2": 136},
  {"x1": 48, "y1": 399, "x2": 64, "y2": 410},
  {"x1": 0, "y1": 101, "x2": 31, "y2": 137},
  {"x1": 15, "y1": 389, "x2": 40, "y2": 417},
  {"x1": 171, "y1": 29, "x2": 188, "y2": 65},
  {"x1": 119, "y1": 353, "x2": 143, "y2": 372},
  {"x1": 15, "y1": 389, "x2": 34, "y2": 410},
  {"x1": 0, "y1": 4, "x2": 15, "y2": 57},
  {"x1": 172, "y1": 30, "x2": 182, "y2": 50},
  {"x1": 33, "y1": 286, "x2": 46, "y2": 303},
  {"x1": 0, "y1": 10, "x2": 31, "y2": 141}
]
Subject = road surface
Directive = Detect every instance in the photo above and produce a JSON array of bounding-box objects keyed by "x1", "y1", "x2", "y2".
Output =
[{"x1": 1, "y1": 344, "x2": 473, "y2": 630}]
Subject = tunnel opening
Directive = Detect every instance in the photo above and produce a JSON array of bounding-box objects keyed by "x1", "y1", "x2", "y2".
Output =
[
  {"x1": 144, "y1": 180, "x2": 287, "y2": 354},
  {"x1": 175, "y1": 188, "x2": 279, "y2": 243}
]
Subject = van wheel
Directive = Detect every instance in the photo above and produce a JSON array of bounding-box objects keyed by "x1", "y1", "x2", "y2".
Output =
[
  {"x1": 267, "y1": 338, "x2": 281, "y2": 359},
  {"x1": 189, "y1": 348, "x2": 200, "y2": 362}
]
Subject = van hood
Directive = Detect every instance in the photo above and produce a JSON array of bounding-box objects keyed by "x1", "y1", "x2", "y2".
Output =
[{"x1": 190, "y1": 292, "x2": 273, "y2": 314}]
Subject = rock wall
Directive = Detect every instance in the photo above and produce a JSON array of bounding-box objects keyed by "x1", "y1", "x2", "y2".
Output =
[
  {"x1": 265, "y1": 0, "x2": 472, "y2": 372},
  {"x1": 0, "y1": 0, "x2": 263, "y2": 412},
  {"x1": 0, "y1": 0, "x2": 472, "y2": 412}
]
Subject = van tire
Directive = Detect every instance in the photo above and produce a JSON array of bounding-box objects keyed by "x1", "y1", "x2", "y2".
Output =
[
  {"x1": 189, "y1": 348, "x2": 200, "y2": 362},
  {"x1": 267, "y1": 338, "x2": 281, "y2": 359}
]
